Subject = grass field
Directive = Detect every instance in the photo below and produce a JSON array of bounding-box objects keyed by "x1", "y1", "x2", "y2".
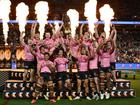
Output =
[{"x1": 0, "y1": 71, "x2": 140, "y2": 105}]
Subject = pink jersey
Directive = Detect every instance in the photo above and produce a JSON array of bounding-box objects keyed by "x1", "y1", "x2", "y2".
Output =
[
  {"x1": 66, "y1": 38, "x2": 79, "y2": 53},
  {"x1": 44, "y1": 38, "x2": 57, "y2": 53},
  {"x1": 36, "y1": 52, "x2": 44, "y2": 62},
  {"x1": 54, "y1": 37, "x2": 65, "y2": 48},
  {"x1": 54, "y1": 38, "x2": 60, "y2": 46},
  {"x1": 64, "y1": 39, "x2": 71, "y2": 48},
  {"x1": 100, "y1": 52, "x2": 111, "y2": 67},
  {"x1": 110, "y1": 50, "x2": 116, "y2": 62},
  {"x1": 83, "y1": 40, "x2": 92, "y2": 48},
  {"x1": 24, "y1": 44, "x2": 34, "y2": 61},
  {"x1": 40, "y1": 60, "x2": 54, "y2": 73},
  {"x1": 64, "y1": 38, "x2": 70, "y2": 46},
  {"x1": 98, "y1": 37, "x2": 103, "y2": 44},
  {"x1": 32, "y1": 38, "x2": 44, "y2": 52},
  {"x1": 35, "y1": 45, "x2": 49, "y2": 54},
  {"x1": 44, "y1": 38, "x2": 54, "y2": 49},
  {"x1": 32, "y1": 38, "x2": 41, "y2": 45},
  {"x1": 98, "y1": 37, "x2": 104, "y2": 63},
  {"x1": 71, "y1": 44, "x2": 79, "y2": 54},
  {"x1": 54, "y1": 57, "x2": 69, "y2": 72},
  {"x1": 89, "y1": 48, "x2": 98, "y2": 69},
  {"x1": 77, "y1": 55, "x2": 89, "y2": 72}
]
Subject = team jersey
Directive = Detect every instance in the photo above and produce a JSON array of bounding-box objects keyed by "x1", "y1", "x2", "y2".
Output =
[
  {"x1": 24, "y1": 44, "x2": 34, "y2": 61},
  {"x1": 39, "y1": 60, "x2": 54, "y2": 73},
  {"x1": 89, "y1": 48, "x2": 98, "y2": 69},
  {"x1": 35, "y1": 52, "x2": 44, "y2": 62},
  {"x1": 100, "y1": 52, "x2": 111, "y2": 67},
  {"x1": 54, "y1": 57, "x2": 69, "y2": 72},
  {"x1": 77, "y1": 55, "x2": 89, "y2": 72}
]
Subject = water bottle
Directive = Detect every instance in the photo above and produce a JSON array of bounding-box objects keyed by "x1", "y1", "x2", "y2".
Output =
[{"x1": 11, "y1": 61, "x2": 17, "y2": 69}]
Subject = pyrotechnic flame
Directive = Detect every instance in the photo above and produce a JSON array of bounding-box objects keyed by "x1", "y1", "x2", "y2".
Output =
[
  {"x1": 67, "y1": 9, "x2": 79, "y2": 38},
  {"x1": 35, "y1": 1, "x2": 49, "y2": 40},
  {"x1": 0, "y1": 0, "x2": 11, "y2": 44},
  {"x1": 99, "y1": 4, "x2": 114, "y2": 39},
  {"x1": 16, "y1": 2, "x2": 29, "y2": 36},
  {"x1": 84, "y1": 0, "x2": 98, "y2": 35}
]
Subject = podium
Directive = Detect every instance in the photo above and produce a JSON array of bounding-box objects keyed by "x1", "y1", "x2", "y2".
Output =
[{"x1": 0, "y1": 69, "x2": 136, "y2": 99}]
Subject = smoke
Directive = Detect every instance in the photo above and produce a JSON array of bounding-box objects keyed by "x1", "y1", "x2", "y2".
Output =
[
  {"x1": 35, "y1": 1, "x2": 49, "y2": 40},
  {"x1": 84, "y1": 0, "x2": 98, "y2": 35},
  {"x1": 99, "y1": 4, "x2": 114, "y2": 39},
  {"x1": 67, "y1": 9, "x2": 79, "y2": 38},
  {"x1": 16, "y1": 2, "x2": 29, "y2": 36},
  {"x1": 0, "y1": 0, "x2": 11, "y2": 43}
]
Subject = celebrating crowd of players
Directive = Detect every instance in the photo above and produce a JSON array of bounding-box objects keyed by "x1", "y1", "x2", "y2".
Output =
[{"x1": 20, "y1": 23, "x2": 117, "y2": 103}]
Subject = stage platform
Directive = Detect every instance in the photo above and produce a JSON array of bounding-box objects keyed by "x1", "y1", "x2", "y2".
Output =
[{"x1": 3, "y1": 79, "x2": 135, "y2": 99}]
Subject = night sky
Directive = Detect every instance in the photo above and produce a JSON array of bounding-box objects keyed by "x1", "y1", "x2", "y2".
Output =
[{"x1": 5, "y1": 0, "x2": 140, "y2": 20}]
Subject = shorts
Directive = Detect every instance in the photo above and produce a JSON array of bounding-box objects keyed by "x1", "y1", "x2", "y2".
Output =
[
  {"x1": 101, "y1": 67, "x2": 111, "y2": 73},
  {"x1": 71, "y1": 56, "x2": 78, "y2": 62},
  {"x1": 24, "y1": 61, "x2": 35, "y2": 70},
  {"x1": 98, "y1": 62, "x2": 101, "y2": 70},
  {"x1": 40, "y1": 73, "x2": 52, "y2": 82},
  {"x1": 56, "y1": 72, "x2": 70, "y2": 81},
  {"x1": 89, "y1": 69, "x2": 99, "y2": 77},
  {"x1": 110, "y1": 62, "x2": 116, "y2": 71},
  {"x1": 77, "y1": 71, "x2": 88, "y2": 80}
]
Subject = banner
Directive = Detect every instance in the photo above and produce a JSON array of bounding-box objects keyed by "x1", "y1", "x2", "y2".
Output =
[{"x1": 116, "y1": 63, "x2": 140, "y2": 70}]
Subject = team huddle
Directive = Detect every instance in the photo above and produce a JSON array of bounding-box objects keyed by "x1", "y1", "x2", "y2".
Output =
[{"x1": 20, "y1": 23, "x2": 117, "y2": 103}]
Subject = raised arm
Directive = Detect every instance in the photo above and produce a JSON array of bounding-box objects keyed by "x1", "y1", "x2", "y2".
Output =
[
  {"x1": 53, "y1": 23, "x2": 64, "y2": 38},
  {"x1": 49, "y1": 23, "x2": 55, "y2": 36},
  {"x1": 94, "y1": 23, "x2": 99, "y2": 39},
  {"x1": 80, "y1": 24, "x2": 84, "y2": 36},
  {"x1": 94, "y1": 40, "x2": 99, "y2": 48},
  {"x1": 31, "y1": 23, "x2": 37, "y2": 39},
  {"x1": 109, "y1": 25, "x2": 116, "y2": 41},
  {"x1": 91, "y1": 32, "x2": 99, "y2": 48},
  {"x1": 85, "y1": 46, "x2": 91, "y2": 59},
  {"x1": 113, "y1": 27, "x2": 117, "y2": 47},
  {"x1": 89, "y1": 44, "x2": 95, "y2": 59},
  {"x1": 97, "y1": 42, "x2": 104, "y2": 55},
  {"x1": 109, "y1": 39, "x2": 115, "y2": 54},
  {"x1": 57, "y1": 23, "x2": 63, "y2": 32}
]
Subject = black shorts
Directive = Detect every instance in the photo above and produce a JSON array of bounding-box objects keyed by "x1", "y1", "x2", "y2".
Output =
[
  {"x1": 101, "y1": 67, "x2": 111, "y2": 73},
  {"x1": 40, "y1": 73, "x2": 52, "y2": 82},
  {"x1": 56, "y1": 72, "x2": 70, "y2": 81},
  {"x1": 98, "y1": 62, "x2": 101, "y2": 70},
  {"x1": 89, "y1": 69, "x2": 99, "y2": 77},
  {"x1": 110, "y1": 62, "x2": 116, "y2": 71},
  {"x1": 24, "y1": 61, "x2": 35, "y2": 69},
  {"x1": 77, "y1": 71, "x2": 88, "y2": 80}
]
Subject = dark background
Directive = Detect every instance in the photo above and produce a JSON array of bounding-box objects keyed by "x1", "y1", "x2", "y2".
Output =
[{"x1": 8, "y1": 0, "x2": 140, "y2": 20}]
